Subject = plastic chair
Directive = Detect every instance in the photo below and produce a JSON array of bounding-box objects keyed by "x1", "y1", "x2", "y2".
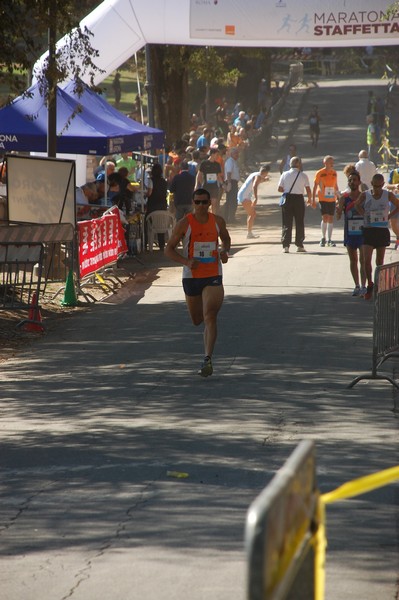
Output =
[{"x1": 146, "y1": 210, "x2": 175, "y2": 252}]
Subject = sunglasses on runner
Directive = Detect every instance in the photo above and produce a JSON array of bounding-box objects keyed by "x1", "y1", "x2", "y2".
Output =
[{"x1": 193, "y1": 199, "x2": 209, "y2": 205}]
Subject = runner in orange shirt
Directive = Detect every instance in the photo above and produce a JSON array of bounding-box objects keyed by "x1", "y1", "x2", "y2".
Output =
[
  {"x1": 313, "y1": 155, "x2": 340, "y2": 247},
  {"x1": 165, "y1": 188, "x2": 231, "y2": 377}
]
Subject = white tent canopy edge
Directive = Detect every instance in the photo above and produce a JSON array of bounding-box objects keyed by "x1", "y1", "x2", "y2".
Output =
[{"x1": 33, "y1": 0, "x2": 398, "y2": 86}]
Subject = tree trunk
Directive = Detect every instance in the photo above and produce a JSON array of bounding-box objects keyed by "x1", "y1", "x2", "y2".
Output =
[{"x1": 150, "y1": 45, "x2": 190, "y2": 148}]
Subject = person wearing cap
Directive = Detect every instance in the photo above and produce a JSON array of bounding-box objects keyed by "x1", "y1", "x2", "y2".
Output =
[{"x1": 196, "y1": 148, "x2": 225, "y2": 214}]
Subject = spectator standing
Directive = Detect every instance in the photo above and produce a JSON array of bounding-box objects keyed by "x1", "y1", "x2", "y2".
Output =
[
  {"x1": 366, "y1": 114, "x2": 380, "y2": 165},
  {"x1": 257, "y1": 78, "x2": 268, "y2": 109},
  {"x1": 116, "y1": 153, "x2": 137, "y2": 182},
  {"x1": 278, "y1": 156, "x2": 313, "y2": 253},
  {"x1": 145, "y1": 163, "x2": 168, "y2": 251},
  {"x1": 355, "y1": 173, "x2": 399, "y2": 299},
  {"x1": 223, "y1": 147, "x2": 241, "y2": 224},
  {"x1": 308, "y1": 105, "x2": 321, "y2": 147},
  {"x1": 116, "y1": 167, "x2": 135, "y2": 214},
  {"x1": 169, "y1": 161, "x2": 196, "y2": 221},
  {"x1": 196, "y1": 127, "x2": 212, "y2": 150},
  {"x1": 112, "y1": 73, "x2": 122, "y2": 108},
  {"x1": 279, "y1": 144, "x2": 297, "y2": 174},
  {"x1": 366, "y1": 90, "x2": 377, "y2": 117},
  {"x1": 234, "y1": 110, "x2": 248, "y2": 129},
  {"x1": 355, "y1": 149, "x2": 376, "y2": 189},
  {"x1": 196, "y1": 148, "x2": 224, "y2": 215},
  {"x1": 187, "y1": 150, "x2": 200, "y2": 177},
  {"x1": 313, "y1": 155, "x2": 340, "y2": 247},
  {"x1": 227, "y1": 124, "x2": 240, "y2": 148},
  {"x1": 375, "y1": 96, "x2": 386, "y2": 131},
  {"x1": 215, "y1": 101, "x2": 229, "y2": 138},
  {"x1": 385, "y1": 163, "x2": 399, "y2": 189},
  {"x1": 383, "y1": 170, "x2": 399, "y2": 249}
]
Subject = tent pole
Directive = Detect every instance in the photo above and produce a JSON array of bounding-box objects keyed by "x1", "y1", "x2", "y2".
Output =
[
  {"x1": 47, "y1": 0, "x2": 57, "y2": 157},
  {"x1": 134, "y1": 53, "x2": 144, "y2": 125},
  {"x1": 144, "y1": 45, "x2": 155, "y2": 127},
  {"x1": 141, "y1": 152, "x2": 145, "y2": 252}
]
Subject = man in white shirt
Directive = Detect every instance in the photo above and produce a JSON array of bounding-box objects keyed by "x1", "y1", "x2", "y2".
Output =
[
  {"x1": 278, "y1": 156, "x2": 313, "y2": 253},
  {"x1": 355, "y1": 149, "x2": 376, "y2": 189}
]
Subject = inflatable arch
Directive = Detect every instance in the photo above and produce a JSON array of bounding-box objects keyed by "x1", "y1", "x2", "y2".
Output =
[{"x1": 34, "y1": 0, "x2": 399, "y2": 85}]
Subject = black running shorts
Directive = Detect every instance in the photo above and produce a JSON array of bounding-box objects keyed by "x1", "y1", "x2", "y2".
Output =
[
  {"x1": 362, "y1": 227, "x2": 390, "y2": 248},
  {"x1": 183, "y1": 276, "x2": 223, "y2": 297}
]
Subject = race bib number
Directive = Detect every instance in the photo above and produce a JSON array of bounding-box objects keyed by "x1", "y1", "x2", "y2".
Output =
[
  {"x1": 324, "y1": 186, "x2": 335, "y2": 199},
  {"x1": 366, "y1": 209, "x2": 388, "y2": 226},
  {"x1": 193, "y1": 241, "x2": 217, "y2": 263},
  {"x1": 206, "y1": 172, "x2": 217, "y2": 184},
  {"x1": 348, "y1": 218, "x2": 363, "y2": 233}
]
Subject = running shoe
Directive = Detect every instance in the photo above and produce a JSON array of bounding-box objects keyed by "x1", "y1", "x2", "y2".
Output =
[
  {"x1": 360, "y1": 286, "x2": 367, "y2": 297},
  {"x1": 320, "y1": 237, "x2": 326, "y2": 247},
  {"x1": 198, "y1": 356, "x2": 213, "y2": 377},
  {"x1": 352, "y1": 286, "x2": 361, "y2": 296},
  {"x1": 247, "y1": 232, "x2": 259, "y2": 239},
  {"x1": 283, "y1": 247, "x2": 289, "y2": 253},
  {"x1": 327, "y1": 240, "x2": 336, "y2": 247},
  {"x1": 296, "y1": 246, "x2": 306, "y2": 252},
  {"x1": 364, "y1": 283, "x2": 374, "y2": 300}
]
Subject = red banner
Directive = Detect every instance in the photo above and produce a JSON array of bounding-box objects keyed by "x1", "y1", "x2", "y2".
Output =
[{"x1": 78, "y1": 211, "x2": 128, "y2": 278}]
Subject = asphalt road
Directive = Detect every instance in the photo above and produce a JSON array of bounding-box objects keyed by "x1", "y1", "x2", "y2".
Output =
[{"x1": 1, "y1": 76, "x2": 398, "y2": 600}]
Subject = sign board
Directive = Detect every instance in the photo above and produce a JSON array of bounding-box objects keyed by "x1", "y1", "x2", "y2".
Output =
[{"x1": 6, "y1": 155, "x2": 75, "y2": 226}]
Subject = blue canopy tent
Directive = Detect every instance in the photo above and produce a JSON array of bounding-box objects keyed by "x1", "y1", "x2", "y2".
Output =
[{"x1": 0, "y1": 82, "x2": 164, "y2": 155}]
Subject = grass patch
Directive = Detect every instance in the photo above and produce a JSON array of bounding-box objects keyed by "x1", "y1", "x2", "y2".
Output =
[{"x1": 0, "y1": 68, "x2": 147, "y2": 119}]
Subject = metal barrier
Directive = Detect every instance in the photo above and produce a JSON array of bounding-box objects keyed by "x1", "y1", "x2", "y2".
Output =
[
  {"x1": 245, "y1": 440, "x2": 317, "y2": 600},
  {"x1": 246, "y1": 442, "x2": 399, "y2": 600},
  {"x1": 0, "y1": 223, "x2": 75, "y2": 292},
  {"x1": 0, "y1": 243, "x2": 44, "y2": 327},
  {"x1": 349, "y1": 261, "x2": 399, "y2": 388}
]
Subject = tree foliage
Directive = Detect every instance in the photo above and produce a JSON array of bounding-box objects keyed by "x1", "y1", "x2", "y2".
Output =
[
  {"x1": 189, "y1": 47, "x2": 241, "y2": 87},
  {"x1": 0, "y1": 0, "x2": 102, "y2": 102}
]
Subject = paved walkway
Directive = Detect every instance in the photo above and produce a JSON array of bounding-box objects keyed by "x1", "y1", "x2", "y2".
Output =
[{"x1": 1, "y1": 77, "x2": 398, "y2": 600}]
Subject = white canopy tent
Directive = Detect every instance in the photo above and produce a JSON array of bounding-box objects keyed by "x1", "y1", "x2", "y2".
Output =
[{"x1": 33, "y1": 0, "x2": 399, "y2": 86}]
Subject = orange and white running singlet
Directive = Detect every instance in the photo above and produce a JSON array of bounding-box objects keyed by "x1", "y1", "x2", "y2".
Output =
[
  {"x1": 314, "y1": 168, "x2": 337, "y2": 202},
  {"x1": 182, "y1": 213, "x2": 222, "y2": 279}
]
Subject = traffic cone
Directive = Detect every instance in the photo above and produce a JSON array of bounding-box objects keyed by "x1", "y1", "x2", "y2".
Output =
[
  {"x1": 23, "y1": 292, "x2": 44, "y2": 332},
  {"x1": 61, "y1": 269, "x2": 78, "y2": 307}
]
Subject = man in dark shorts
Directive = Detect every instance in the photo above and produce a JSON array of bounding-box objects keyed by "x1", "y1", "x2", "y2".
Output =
[
  {"x1": 336, "y1": 170, "x2": 366, "y2": 296},
  {"x1": 165, "y1": 188, "x2": 231, "y2": 377},
  {"x1": 313, "y1": 155, "x2": 339, "y2": 247},
  {"x1": 355, "y1": 173, "x2": 399, "y2": 299}
]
